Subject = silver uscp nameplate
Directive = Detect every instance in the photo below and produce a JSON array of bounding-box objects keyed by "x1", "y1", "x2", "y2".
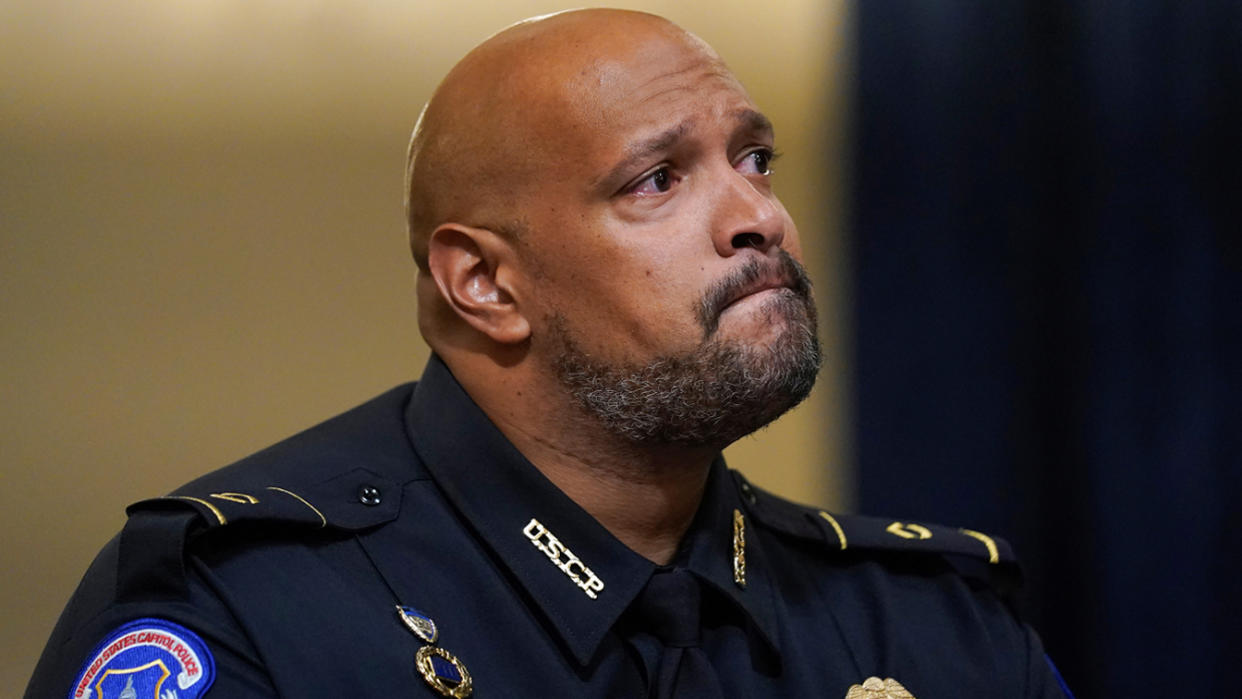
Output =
[{"x1": 523, "y1": 518, "x2": 606, "y2": 599}]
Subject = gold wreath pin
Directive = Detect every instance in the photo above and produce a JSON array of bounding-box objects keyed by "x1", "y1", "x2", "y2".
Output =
[{"x1": 845, "y1": 676, "x2": 916, "y2": 699}]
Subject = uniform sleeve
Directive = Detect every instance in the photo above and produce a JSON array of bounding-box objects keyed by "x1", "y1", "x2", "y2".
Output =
[
  {"x1": 24, "y1": 527, "x2": 279, "y2": 698},
  {"x1": 1023, "y1": 625, "x2": 1075, "y2": 699}
]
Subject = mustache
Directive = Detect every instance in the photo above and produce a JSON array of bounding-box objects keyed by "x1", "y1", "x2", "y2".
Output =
[{"x1": 696, "y1": 250, "x2": 813, "y2": 336}]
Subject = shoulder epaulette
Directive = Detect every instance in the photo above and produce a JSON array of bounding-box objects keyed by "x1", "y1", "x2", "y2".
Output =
[
  {"x1": 116, "y1": 467, "x2": 403, "y2": 604},
  {"x1": 110, "y1": 384, "x2": 419, "y2": 605},
  {"x1": 127, "y1": 466, "x2": 402, "y2": 532},
  {"x1": 730, "y1": 471, "x2": 1021, "y2": 581}
]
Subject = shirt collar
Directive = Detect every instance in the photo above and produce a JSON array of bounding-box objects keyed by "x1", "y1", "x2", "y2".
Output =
[
  {"x1": 677, "y1": 463, "x2": 783, "y2": 661},
  {"x1": 405, "y1": 355, "x2": 781, "y2": 665}
]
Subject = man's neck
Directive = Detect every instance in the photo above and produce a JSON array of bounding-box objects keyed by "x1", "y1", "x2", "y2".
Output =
[
  {"x1": 493, "y1": 408, "x2": 718, "y2": 565},
  {"x1": 448, "y1": 354, "x2": 723, "y2": 564}
]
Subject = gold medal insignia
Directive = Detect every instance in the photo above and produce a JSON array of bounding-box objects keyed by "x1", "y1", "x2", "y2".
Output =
[
  {"x1": 844, "y1": 676, "x2": 916, "y2": 699},
  {"x1": 415, "y1": 645, "x2": 473, "y2": 698}
]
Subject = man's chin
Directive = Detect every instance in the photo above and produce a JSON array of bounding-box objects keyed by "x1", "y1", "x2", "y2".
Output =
[
  {"x1": 713, "y1": 290, "x2": 811, "y2": 345},
  {"x1": 551, "y1": 299, "x2": 822, "y2": 448}
]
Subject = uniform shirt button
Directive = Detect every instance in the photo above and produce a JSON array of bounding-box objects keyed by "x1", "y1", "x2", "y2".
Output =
[
  {"x1": 358, "y1": 485, "x2": 382, "y2": 506},
  {"x1": 740, "y1": 482, "x2": 757, "y2": 505}
]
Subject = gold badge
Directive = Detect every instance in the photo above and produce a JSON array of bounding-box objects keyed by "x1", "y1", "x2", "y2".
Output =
[
  {"x1": 732, "y1": 509, "x2": 747, "y2": 588},
  {"x1": 845, "y1": 677, "x2": 916, "y2": 699},
  {"x1": 415, "y1": 645, "x2": 473, "y2": 698}
]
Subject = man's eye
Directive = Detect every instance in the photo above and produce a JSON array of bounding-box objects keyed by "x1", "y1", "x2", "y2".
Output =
[
  {"x1": 739, "y1": 148, "x2": 777, "y2": 176},
  {"x1": 630, "y1": 167, "x2": 674, "y2": 196}
]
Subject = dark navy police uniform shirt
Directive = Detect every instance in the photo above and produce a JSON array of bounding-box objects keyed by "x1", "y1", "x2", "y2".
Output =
[{"x1": 27, "y1": 356, "x2": 1070, "y2": 698}]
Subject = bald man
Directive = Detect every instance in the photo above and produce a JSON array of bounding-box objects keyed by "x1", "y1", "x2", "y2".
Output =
[{"x1": 27, "y1": 10, "x2": 1071, "y2": 699}]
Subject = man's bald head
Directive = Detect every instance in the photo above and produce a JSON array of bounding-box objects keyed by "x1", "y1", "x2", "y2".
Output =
[{"x1": 404, "y1": 9, "x2": 727, "y2": 270}]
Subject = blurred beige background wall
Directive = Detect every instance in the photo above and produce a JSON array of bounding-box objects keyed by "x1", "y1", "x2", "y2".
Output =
[{"x1": 0, "y1": 1, "x2": 850, "y2": 693}]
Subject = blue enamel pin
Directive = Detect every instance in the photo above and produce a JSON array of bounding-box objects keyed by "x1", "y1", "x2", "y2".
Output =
[
  {"x1": 69, "y1": 618, "x2": 215, "y2": 699},
  {"x1": 396, "y1": 605, "x2": 439, "y2": 643}
]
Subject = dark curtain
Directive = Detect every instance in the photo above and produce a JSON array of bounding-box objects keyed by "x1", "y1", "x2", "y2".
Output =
[{"x1": 851, "y1": 1, "x2": 1241, "y2": 696}]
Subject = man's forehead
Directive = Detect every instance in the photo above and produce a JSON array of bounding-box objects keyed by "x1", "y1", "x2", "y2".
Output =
[
  {"x1": 569, "y1": 47, "x2": 743, "y2": 112},
  {"x1": 458, "y1": 10, "x2": 738, "y2": 117},
  {"x1": 543, "y1": 35, "x2": 753, "y2": 140},
  {"x1": 490, "y1": 26, "x2": 757, "y2": 176}
]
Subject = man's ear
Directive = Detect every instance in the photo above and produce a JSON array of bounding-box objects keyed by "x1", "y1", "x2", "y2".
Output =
[{"x1": 425, "y1": 223, "x2": 531, "y2": 344}]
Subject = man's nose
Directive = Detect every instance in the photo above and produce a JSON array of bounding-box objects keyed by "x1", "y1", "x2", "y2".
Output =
[{"x1": 710, "y1": 170, "x2": 786, "y2": 257}]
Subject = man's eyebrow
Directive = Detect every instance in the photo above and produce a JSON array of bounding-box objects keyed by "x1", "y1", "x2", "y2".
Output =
[
  {"x1": 737, "y1": 108, "x2": 774, "y2": 139},
  {"x1": 597, "y1": 119, "x2": 693, "y2": 190}
]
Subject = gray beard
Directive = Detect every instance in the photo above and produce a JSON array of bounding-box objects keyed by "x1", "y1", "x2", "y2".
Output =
[{"x1": 550, "y1": 254, "x2": 822, "y2": 448}]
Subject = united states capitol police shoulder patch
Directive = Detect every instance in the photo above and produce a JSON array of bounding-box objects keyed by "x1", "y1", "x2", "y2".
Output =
[{"x1": 68, "y1": 618, "x2": 215, "y2": 699}]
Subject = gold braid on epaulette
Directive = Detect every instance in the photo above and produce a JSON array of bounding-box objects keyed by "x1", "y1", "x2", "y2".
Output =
[{"x1": 729, "y1": 471, "x2": 1017, "y2": 568}]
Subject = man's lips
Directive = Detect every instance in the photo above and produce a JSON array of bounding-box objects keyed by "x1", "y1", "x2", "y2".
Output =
[
  {"x1": 720, "y1": 278, "x2": 796, "y2": 312},
  {"x1": 697, "y1": 251, "x2": 813, "y2": 336}
]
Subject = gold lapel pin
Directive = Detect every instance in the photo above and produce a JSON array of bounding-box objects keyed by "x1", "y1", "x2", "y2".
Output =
[
  {"x1": 845, "y1": 677, "x2": 916, "y2": 699},
  {"x1": 732, "y1": 509, "x2": 747, "y2": 589}
]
